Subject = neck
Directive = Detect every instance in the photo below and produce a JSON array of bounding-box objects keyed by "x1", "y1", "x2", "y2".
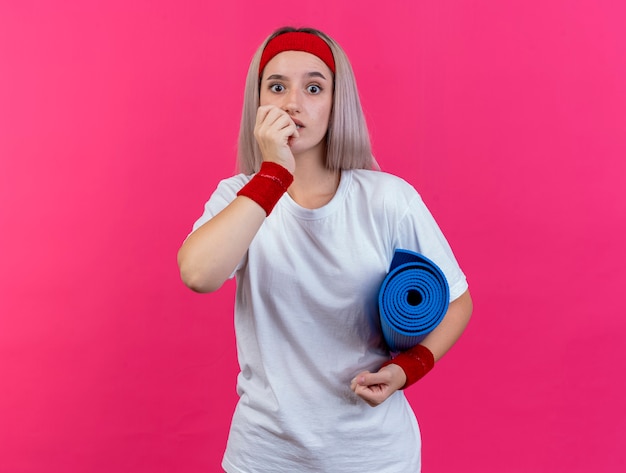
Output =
[{"x1": 288, "y1": 153, "x2": 341, "y2": 209}]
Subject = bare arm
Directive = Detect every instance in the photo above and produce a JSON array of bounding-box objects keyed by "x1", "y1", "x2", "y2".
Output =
[
  {"x1": 177, "y1": 105, "x2": 297, "y2": 293},
  {"x1": 177, "y1": 197, "x2": 266, "y2": 293},
  {"x1": 419, "y1": 288, "x2": 473, "y2": 361},
  {"x1": 352, "y1": 289, "x2": 473, "y2": 406}
]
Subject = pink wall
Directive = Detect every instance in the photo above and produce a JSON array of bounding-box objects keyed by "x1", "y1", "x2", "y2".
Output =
[{"x1": 1, "y1": 1, "x2": 625, "y2": 472}]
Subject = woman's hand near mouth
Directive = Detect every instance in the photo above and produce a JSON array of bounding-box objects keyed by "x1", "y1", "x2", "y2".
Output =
[{"x1": 254, "y1": 105, "x2": 299, "y2": 174}]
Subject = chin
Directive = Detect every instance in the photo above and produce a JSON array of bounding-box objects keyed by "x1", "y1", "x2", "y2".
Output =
[{"x1": 291, "y1": 140, "x2": 324, "y2": 157}]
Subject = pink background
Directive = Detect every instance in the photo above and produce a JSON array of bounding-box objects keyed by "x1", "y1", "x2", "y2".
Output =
[{"x1": 1, "y1": 1, "x2": 625, "y2": 472}]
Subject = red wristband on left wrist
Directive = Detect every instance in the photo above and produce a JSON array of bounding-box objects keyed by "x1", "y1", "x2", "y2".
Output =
[{"x1": 382, "y1": 344, "x2": 435, "y2": 389}]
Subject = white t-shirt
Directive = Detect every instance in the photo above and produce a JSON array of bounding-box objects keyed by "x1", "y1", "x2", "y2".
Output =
[{"x1": 192, "y1": 169, "x2": 468, "y2": 473}]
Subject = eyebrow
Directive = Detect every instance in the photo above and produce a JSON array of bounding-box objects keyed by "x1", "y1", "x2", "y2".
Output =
[{"x1": 265, "y1": 71, "x2": 329, "y2": 81}]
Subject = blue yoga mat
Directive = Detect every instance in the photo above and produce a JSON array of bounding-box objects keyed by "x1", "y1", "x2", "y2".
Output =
[{"x1": 378, "y1": 249, "x2": 450, "y2": 352}]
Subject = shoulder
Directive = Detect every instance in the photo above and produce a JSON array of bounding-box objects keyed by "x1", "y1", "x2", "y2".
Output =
[
  {"x1": 350, "y1": 169, "x2": 417, "y2": 191},
  {"x1": 342, "y1": 170, "x2": 430, "y2": 229},
  {"x1": 213, "y1": 173, "x2": 252, "y2": 197},
  {"x1": 191, "y1": 173, "x2": 251, "y2": 232},
  {"x1": 202, "y1": 172, "x2": 255, "y2": 204},
  {"x1": 348, "y1": 169, "x2": 421, "y2": 204}
]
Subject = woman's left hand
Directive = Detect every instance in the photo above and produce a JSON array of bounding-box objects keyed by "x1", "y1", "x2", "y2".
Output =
[{"x1": 350, "y1": 363, "x2": 407, "y2": 407}]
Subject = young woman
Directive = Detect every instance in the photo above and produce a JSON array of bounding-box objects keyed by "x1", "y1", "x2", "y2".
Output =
[{"x1": 178, "y1": 26, "x2": 473, "y2": 473}]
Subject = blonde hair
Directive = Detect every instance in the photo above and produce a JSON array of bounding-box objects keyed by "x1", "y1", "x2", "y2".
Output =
[{"x1": 237, "y1": 27, "x2": 375, "y2": 174}]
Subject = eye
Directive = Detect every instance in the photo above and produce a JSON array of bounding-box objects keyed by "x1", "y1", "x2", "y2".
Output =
[
  {"x1": 269, "y1": 83, "x2": 285, "y2": 93},
  {"x1": 307, "y1": 84, "x2": 322, "y2": 94}
]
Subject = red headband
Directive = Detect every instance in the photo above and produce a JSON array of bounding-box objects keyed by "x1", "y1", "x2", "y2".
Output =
[{"x1": 259, "y1": 32, "x2": 336, "y2": 78}]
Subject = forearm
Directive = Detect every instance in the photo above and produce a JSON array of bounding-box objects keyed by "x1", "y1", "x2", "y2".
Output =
[
  {"x1": 376, "y1": 289, "x2": 472, "y2": 392},
  {"x1": 177, "y1": 196, "x2": 266, "y2": 293},
  {"x1": 419, "y1": 289, "x2": 473, "y2": 361}
]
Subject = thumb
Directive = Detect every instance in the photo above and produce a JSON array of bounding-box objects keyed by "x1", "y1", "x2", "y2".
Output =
[
  {"x1": 350, "y1": 370, "x2": 370, "y2": 390},
  {"x1": 358, "y1": 370, "x2": 390, "y2": 387},
  {"x1": 351, "y1": 370, "x2": 388, "y2": 389}
]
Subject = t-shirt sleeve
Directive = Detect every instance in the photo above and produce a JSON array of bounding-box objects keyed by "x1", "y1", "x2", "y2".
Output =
[
  {"x1": 393, "y1": 193, "x2": 469, "y2": 301},
  {"x1": 187, "y1": 174, "x2": 251, "y2": 277}
]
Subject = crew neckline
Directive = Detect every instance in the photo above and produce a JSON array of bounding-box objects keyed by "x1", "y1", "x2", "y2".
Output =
[{"x1": 281, "y1": 170, "x2": 352, "y2": 220}]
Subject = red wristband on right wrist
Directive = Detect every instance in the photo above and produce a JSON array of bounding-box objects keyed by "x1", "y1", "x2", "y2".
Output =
[
  {"x1": 237, "y1": 161, "x2": 294, "y2": 216},
  {"x1": 382, "y1": 344, "x2": 435, "y2": 389}
]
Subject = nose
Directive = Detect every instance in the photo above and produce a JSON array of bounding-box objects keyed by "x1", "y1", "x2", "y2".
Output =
[{"x1": 281, "y1": 88, "x2": 301, "y2": 114}]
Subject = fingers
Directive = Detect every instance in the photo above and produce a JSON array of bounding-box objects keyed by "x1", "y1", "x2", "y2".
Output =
[
  {"x1": 350, "y1": 365, "x2": 407, "y2": 407},
  {"x1": 349, "y1": 371, "x2": 369, "y2": 391},
  {"x1": 255, "y1": 105, "x2": 298, "y2": 142},
  {"x1": 350, "y1": 370, "x2": 396, "y2": 407},
  {"x1": 254, "y1": 106, "x2": 298, "y2": 171}
]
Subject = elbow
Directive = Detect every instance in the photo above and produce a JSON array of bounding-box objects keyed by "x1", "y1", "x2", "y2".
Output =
[
  {"x1": 177, "y1": 253, "x2": 225, "y2": 294},
  {"x1": 179, "y1": 266, "x2": 223, "y2": 293}
]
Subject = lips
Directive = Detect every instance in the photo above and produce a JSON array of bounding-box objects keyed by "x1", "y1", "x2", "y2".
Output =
[{"x1": 291, "y1": 118, "x2": 304, "y2": 129}]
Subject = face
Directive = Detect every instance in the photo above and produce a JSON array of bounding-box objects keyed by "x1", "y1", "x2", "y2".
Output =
[{"x1": 260, "y1": 50, "x2": 334, "y2": 159}]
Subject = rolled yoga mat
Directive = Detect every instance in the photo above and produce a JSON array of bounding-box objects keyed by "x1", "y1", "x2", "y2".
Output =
[{"x1": 378, "y1": 249, "x2": 450, "y2": 352}]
